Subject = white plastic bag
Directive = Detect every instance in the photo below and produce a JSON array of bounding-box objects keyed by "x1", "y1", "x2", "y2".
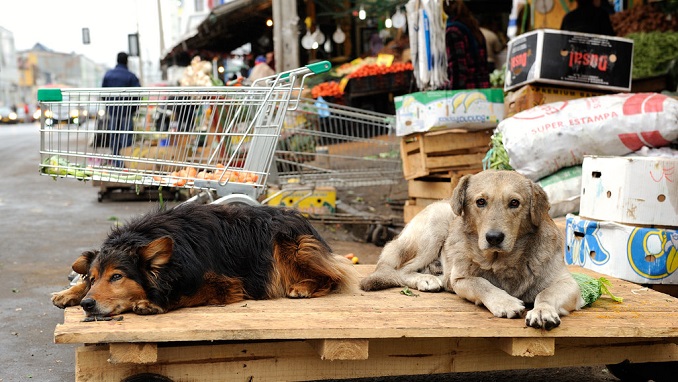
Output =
[{"x1": 497, "y1": 93, "x2": 678, "y2": 180}]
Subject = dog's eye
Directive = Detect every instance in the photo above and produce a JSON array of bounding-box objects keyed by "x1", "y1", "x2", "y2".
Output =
[
  {"x1": 476, "y1": 198, "x2": 486, "y2": 207},
  {"x1": 509, "y1": 199, "x2": 520, "y2": 208},
  {"x1": 110, "y1": 274, "x2": 123, "y2": 282}
]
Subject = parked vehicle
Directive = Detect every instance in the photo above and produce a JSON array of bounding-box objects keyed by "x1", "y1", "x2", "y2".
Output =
[{"x1": 0, "y1": 106, "x2": 25, "y2": 123}]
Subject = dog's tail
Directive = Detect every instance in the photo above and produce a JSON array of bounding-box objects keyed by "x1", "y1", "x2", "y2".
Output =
[
  {"x1": 359, "y1": 239, "x2": 407, "y2": 291},
  {"x1": 295, "y1": 235, "x2": 361, "y2": 295},
  {"x1": 359, "y1": 265, "x2": 403, "y2": 291}
]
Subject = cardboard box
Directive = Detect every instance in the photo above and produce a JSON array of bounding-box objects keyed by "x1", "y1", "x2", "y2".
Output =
[
  {"x1": 579, "y1": 156, "x2": 678, "y2": 227},
  {"x1": 121, "y1": 145, "x2": 174, "y2": 171},
  {"x1": 504, "y1": 29, "x2": 633, "y2": 92},
  {"x1": 565, "y1": 214, "x2": 678, "y2": 284},
  {"x1": 394, "y1": 89, "x2": 504, "y2": 136},
  {"x1": 400, "y1": 130, "x2": 491, "y2": 180},
  {"x1": 504, "y1": 84, "x2": 605, "y2": 117},
  {"x1": 266, "y1": 186, "x2": 336, "y2": 215}
]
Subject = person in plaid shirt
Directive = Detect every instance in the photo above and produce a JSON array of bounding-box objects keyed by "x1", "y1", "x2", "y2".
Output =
[{"x1": 440, "y1": 0, "x2": 490, "y2": 90}]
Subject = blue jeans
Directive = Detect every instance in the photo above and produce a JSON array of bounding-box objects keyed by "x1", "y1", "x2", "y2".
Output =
[{"x1": 107, "y1": 112, "x2": 134, "y2": 168}]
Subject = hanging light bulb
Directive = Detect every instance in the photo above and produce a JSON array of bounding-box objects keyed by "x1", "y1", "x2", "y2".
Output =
[
  {"x1": 392, "y1": 8, "x2": 406, "y2": 29},
  {"x1": 385, "y1": 17, "x2": 392, "y2": 29},
  {"x1": 332, "y1": 25, "x2": 346, "y2": 44},
  {"x1": 359, "y1": 5, "x2": 366, "y2": 20}
]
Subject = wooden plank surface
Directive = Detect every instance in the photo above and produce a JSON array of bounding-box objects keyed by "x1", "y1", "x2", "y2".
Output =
[{"x1": 55, "y1": 266, "x2": 678, "y2": 345}]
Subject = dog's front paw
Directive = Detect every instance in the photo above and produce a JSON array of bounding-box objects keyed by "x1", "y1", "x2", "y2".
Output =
[
  {"x1": 132, "y1": 300, "x2": 165, "y2": 315},
  {"x1": 51, "y1": 290, "x2": 79, "y2": 309},
  {"x1": 525, "y1": 304, "x2": 561, "y2": 330},
  {"x1": 415, "y1": 275, "x2": 444, "y2": 292},
  {"x1": 484, "y1": 294, "x2": 525, "y2": 319}
]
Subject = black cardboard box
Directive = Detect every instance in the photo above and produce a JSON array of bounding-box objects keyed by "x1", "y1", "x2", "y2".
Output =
[{"x1": 504, "y1": 29, "x2": 634, "y2": 92}]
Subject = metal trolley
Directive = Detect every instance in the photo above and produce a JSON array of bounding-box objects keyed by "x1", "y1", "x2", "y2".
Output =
[
  {"x1": 269, "y1": 98, "x2": 404, "y2": 243},
  {"x1": 38, "y1": 62, "x2": 331, "y2": 205},
  {"x1": 273, "y1": 98, "x2": 402, "y2": 190}
]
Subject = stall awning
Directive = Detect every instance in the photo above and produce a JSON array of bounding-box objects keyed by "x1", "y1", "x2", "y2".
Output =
[{"x1": 161, "y1": 0, "x2": 272, "y2": 66}]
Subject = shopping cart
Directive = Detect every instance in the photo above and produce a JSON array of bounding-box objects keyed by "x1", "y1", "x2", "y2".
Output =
[
  {"x1": 38, "y1": 61, "x2": 331, "y2": 205},
  {"x1": 268, "y1": 98, "x2": 405, "y2": 243},
  {"x1": 272, "y1": 98, "x2": 401, "y2": 189}
]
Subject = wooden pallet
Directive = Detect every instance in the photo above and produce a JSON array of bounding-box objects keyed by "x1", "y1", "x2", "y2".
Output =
[
  {"x1": 400, "y1": 129, "x2": 491, "y2": 180},
  {"x1": 55, "y1": 266, "x2": 678, "y2": 382}
]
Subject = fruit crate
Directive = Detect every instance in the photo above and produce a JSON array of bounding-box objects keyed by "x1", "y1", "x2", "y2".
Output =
[{"x1": 400, "y1": 129, "x2": 492, "y2": 180}]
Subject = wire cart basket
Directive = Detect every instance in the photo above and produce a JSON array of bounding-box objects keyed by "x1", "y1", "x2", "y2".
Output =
[
  {"x1": 38, "y1": 62, "x2": 331, "y2": 205},
  {"x1": 272, "y1": 98, "x2": 402, "y2": 190},
  {"x1": 268, "y1": 98, "x2": 404, "y2": 239}
]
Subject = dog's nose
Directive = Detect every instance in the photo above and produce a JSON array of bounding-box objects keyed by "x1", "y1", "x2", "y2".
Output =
[
  {"x1": 80, "y1": 298, "x2": 96, "y2": 311},
  {"x1": 486, "y1": 231, "x2": 505, "y2": 246}
]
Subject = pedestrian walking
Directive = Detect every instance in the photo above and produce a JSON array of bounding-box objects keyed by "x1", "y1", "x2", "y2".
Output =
[{"x1": 102, "y1": 52, "x2": 141, "y2": 167}]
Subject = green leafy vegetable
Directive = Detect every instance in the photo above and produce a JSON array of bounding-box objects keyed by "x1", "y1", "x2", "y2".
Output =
[
  {"x1": 400, "y1": 286, "x2": 419, "y2": 297},
  {"x1": 572, "y1": 272, "x2": 623, "y2": 307},
  {"x1": 483, "y1": 132, "x2": 513, "y2": 171}
]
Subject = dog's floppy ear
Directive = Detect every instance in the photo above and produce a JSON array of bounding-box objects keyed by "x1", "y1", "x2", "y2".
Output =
[
  {"x1": 529, "y1": 180, "x2": 551, "y2": 227},
  {"x1": 72, "y1": 250, "x2": 98, "y2": 275},
  {"x1": 451, "y1": 174, "x2": 472, "y2": 215},
  {"x1": 140, "y1": 236, "x2": 173, "y2": 271}
]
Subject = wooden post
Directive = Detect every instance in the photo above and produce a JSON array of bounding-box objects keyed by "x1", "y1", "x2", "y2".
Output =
[{"x1": 272, "y1": 0, "x2": 299, "y2": 71}]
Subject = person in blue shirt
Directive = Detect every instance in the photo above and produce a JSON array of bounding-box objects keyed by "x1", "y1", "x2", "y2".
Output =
[{"x1": 102, "y1": 52, "x2": 141, "y2": 167}]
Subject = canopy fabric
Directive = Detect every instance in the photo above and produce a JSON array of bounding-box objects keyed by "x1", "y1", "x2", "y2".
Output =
[{"x1": 161, "y1": 0, "x2": 272, "y2": 66}]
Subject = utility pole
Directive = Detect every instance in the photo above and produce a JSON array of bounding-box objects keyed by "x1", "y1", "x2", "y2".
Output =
[
  {"x1": 157, "y1": 0, "x2": 167, "y2": 80},
  {"x1": 272, "y1": 0, "x2": 299, "y2": 72}
]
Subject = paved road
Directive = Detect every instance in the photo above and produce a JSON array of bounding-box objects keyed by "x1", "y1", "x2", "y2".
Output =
[{"x1": 0, "y1": 123, "x2": 620, "y2": 381}]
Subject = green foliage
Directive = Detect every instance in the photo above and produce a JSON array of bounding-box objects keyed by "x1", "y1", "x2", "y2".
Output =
[
  {"x1": 572, "y1": 272, "x2": 623, "y2": 307},
  {"x1": 490, "y1": 65, "x2": 506, "y2": 88},
  {"x1": 627, "y1": 31, "x2": 678, "y2": 79},
  {"x1": 482, "y1": 132, "x2": 513, "y2": 171}
]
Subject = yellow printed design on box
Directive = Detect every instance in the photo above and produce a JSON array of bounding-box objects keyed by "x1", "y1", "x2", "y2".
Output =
[{"x1": 266, "y1": 186, "x2": 336, "y2": 215}]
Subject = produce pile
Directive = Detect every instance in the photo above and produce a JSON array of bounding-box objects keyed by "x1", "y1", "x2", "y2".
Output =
[
  {"x1": 611, "y1": 3, "x2": 678, "y2": 36},
  {"x1": 179, "y1": 56, "x2": 223, "y2": 87},
  {"x1": 345, "y1": 61, "x2": 413, "y2": 79},
  {"x1": 310, "y1": 58, "x2": 413, "y2": 99},
  {"x1": 311, "y1": 81, "x2": 343, "y2": 98},
  {"x1": 627, "y1": 31, "x2": 678, "y2": 79}
]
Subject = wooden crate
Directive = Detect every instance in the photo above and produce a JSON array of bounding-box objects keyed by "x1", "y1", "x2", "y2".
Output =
[
  {"x1": 400, "y1": 129, "x2": 492, "y2": 180},
  {"x1": 404, "y1": 170, "x2": 481, "y2": 223},
  {"x1": 55, "y1": 265, "x2": 678, "y2": 382}
]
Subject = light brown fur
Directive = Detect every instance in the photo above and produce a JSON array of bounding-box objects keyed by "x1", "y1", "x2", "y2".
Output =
[{"x1": 361, "y1": 170, "x2": 584, "y2": 330}]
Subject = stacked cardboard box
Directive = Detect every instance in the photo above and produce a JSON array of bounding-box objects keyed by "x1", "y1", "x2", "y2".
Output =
[
  {"x1": 565, "y1": 156, "x2": 678, "y2": 285},
  {"x1": 503, "y1": 29, "x2": 633, "y2": 116}
]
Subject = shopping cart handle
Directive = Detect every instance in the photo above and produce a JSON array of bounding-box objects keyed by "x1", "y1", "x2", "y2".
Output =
[
  {"x1": 37, "y1": 88, "x2": 63, "y2": 102},
  {"x1": 279, "y1": 61, "x2": 332, "y2": 80},
  {"x1": 305, "y1": 61, "x2": 332, "y2": 74}
]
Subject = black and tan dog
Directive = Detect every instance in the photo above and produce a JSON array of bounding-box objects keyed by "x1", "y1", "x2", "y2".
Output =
[
  {"x1": 361, "y1": 170, "x2": 584, "y2": 330},
  {"x1": 52, "y1": 203, "x2": 358, "y2": 317}
]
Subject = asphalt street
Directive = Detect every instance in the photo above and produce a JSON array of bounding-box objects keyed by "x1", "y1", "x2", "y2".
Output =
[{"x1": 0, "y1": 122, "x2": 620, "y2": 382}]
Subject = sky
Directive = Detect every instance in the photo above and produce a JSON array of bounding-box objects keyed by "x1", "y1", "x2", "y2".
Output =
[{"x1": 1, "y1": 0, "x2": 178, "y2": 76}]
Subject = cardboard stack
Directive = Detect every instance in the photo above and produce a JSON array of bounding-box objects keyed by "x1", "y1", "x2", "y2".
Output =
[
  {"x1": 504, "y1": 29, "x2": 634, "y2": 116},
  {"x1": 565, "y1": 156, "x2": 678, "y2": 285}
]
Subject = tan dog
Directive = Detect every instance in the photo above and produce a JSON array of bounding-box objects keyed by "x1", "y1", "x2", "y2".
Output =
[{"x1": 361, "y1": 170, "x2": 584, "y2": 330}]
